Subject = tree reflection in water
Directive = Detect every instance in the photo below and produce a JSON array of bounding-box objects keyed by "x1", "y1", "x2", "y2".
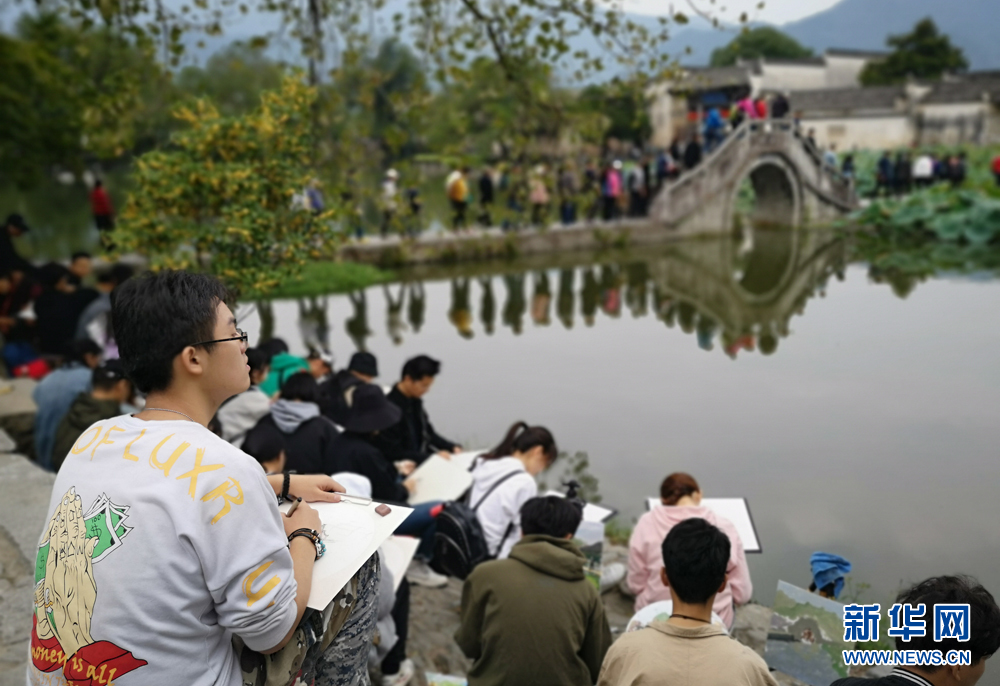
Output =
[{"x1": 256, "y1": 231, "x2": 979, "y2": 359}]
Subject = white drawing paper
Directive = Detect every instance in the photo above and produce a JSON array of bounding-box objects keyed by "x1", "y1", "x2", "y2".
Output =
[
  {"x1": 645, "y1": 496, "x2": 761, "y2": 553},
  {"x1": 282, "y1": 499, "x2": 413, "y2": 609},
  {"x1": 407, "y1": 450, "x2": 484, "y2": 505},
  {"x1": 381, "y1": 535, "x2": 421, "y2": 592}
]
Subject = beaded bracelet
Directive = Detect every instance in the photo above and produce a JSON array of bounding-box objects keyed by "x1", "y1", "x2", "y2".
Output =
[{"x1": 288, "y1": 528, "x2": 326, "y2": 560}]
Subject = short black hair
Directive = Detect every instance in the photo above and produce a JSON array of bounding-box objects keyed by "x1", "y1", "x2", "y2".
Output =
[
  {"x1": 401, "y1": 354, "x2": 440, "y2": 381},
  {"x1": 258, "y1": 338, "x2": 289, "y2": 358},
  {"x1": 71, "y1": 251, "x2": 92, "y2": 262},
  {"x1": 246, "y1": 348, "x2": 270, "y2": 374},
  {"x1": 110, "y1": 263, "x2": 134, "y2": 285},
  {"x1": 243, "y1": 422, "x2": 285, "y2": 466},
  {"x1": 111, "y1": 270, "x2": 231, "y2": 394},
  {"x1": 893, "y1": 576, "x2": 1000, "y2": 670},
  {"x1": 67, "y1": 338, "x2": 102, "y2": 364},
  {"x1": 92, "y1": 359, "x2": 128, "y2": 391},
  {"x1": 280, "y1": 371, "x2": 319, "y2": 403},
  {"x1": 38, "y1": 262, "x2": 71, "y2": 289},
  {"x1": 520, "y1": 496, "x2": 582, "y2": 539},
  {"x1": 662, "y1": 518, "x2": 731, "y2": 605}
]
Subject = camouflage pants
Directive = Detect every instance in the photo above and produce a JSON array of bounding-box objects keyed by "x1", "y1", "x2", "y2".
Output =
[{"x1": 234, "y1": 553, "x2": 380, "y2": 686}]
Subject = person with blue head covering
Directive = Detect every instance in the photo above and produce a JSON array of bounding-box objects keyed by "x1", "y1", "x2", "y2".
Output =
[{"x1": 809, "y1": 552, "x2": 852, "y2": 599}]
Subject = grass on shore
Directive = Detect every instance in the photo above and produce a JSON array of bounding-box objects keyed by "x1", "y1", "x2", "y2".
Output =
[{"x1": 253, "y1": 261, "x2": 397, "y2": 299}]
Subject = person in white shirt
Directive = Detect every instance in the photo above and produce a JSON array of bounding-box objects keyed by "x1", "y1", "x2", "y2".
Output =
[
  {"x1": 467, "y1": 422, "x2": 559, "y2": 559},
  {"x1": 28, "y1": 270, "x2": 374, "y2": 686},
  {"x1": 913, "y1": 154, "x2": 935, "y2": 188},
  {"x1": 217, "y1": 346, "x2": 271, "y2": 448}
]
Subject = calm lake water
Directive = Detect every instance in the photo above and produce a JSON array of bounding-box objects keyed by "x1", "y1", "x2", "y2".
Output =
[{"x1": 241, "y1": 231, "x2": 1000, "y2": 618}]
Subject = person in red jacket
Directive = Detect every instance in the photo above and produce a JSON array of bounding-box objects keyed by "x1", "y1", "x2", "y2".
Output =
[
  {"x1": 90, "y1": 179, "x2": 114, "y2": 232},
  {"x1": 992, "y1": 154, "x2": 1000, "y2": 187}
]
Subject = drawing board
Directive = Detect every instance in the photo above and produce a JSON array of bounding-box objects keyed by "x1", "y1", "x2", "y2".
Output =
[
  {"x1": 544, "y1": 491, "x2": 617, "y2": 523},
  {"x1": 645, "y1": 497, "x2": 761, "y2": 553},
  {"x1": 408, "y1": 450, "x2": 483, "y2": 505},
  {"x1": 381, "y1": 535, "x2": 421, "y2": 592},
  {"x1": 281, "y1": 499, "x2": 413, "y2": 609}
]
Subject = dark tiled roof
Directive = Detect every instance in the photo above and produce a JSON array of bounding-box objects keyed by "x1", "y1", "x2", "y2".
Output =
[
  {"x1": 824, "y1": 48, "x2": 889, "y2": 59},
  {"x1": 789, "y1": 86, "x2": 906, "y2": 114},
  {"x1": 922, "y1": 77, "x2": 1000, "y2": 104},
  {"x1": 671, "y1": 66, "x2": 751, "y2": 92},
  {"x1": 760, "y1": 57, "x2": 826, "y2": 66}
]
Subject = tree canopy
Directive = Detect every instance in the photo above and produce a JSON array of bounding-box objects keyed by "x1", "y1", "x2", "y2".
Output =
[
  {"x1": 111, "y1": 76, "x2": 333, "y2": 296},
  {"x1": 710, "y1": 27, "x2": 813, "y2": 67},
  {"x1": 860, "y1": 18, "x2": 968, "y2": 86}
]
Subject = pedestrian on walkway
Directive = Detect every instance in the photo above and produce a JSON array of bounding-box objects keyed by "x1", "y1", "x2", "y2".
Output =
[
  {"x1": 447, "y1": 166, "x2": 470, "y2": 231},
  {"x1": 529, "y1": 165, "x2": 550, "y2": 227},
  {"x1": 381, "y1": 169, "x2": 399, "y2": 238},
  {"x1": 478, "y1": 166, "x2": 495, "y2": 227}
]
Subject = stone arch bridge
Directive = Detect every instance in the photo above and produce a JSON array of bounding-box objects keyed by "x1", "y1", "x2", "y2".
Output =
[{"x1": 650, "y1": 120, "x2": 858, "y2": 233}]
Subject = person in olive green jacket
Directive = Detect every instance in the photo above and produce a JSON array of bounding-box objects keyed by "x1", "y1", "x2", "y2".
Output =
[
  {"x1": 455, "y1": 495, "x2": 612, "y2": 686},
  {"x1": 52, "y1": 359, "x2": 133, "y2": 471}
]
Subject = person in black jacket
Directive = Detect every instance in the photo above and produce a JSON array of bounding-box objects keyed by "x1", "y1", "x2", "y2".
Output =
[
  {"x1": 318, "y1": 351, "x2": 378, "y2": 426},
  {"x1": 375, "y1": 355, "x2": 461, "y2": 468},
  {"x1": 330, "y1": 383, "x2": 448, "y2": 587},
  {"x1": 245, "y1": 372, "x2": 340, "y2": 474}
]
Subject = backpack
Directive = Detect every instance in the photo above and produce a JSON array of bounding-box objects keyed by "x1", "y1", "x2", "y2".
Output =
[{"x1": 430, "y1": 465, "x2": 524, "y2": 580}]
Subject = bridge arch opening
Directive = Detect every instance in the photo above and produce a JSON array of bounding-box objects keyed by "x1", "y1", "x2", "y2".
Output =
[
  {"x1": 733, "y1": 156, "x2": 802, "y2": 230},
  {"x1": 728, "y1": 156, "x2": 802, "y2": 299}
]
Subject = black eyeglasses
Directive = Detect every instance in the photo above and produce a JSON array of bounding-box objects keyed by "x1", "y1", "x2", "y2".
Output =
[{"x1": 190, "y1": 328, "x2": 248, "y2": 349}]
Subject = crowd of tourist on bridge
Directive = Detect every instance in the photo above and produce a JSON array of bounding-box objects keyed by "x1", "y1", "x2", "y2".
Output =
[{"x1": 6, "y1": 263, "x2": 1000, "y2": 686}]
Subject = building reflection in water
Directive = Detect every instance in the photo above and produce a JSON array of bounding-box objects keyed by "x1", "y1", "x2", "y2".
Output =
[{"x1": 260, "y1": 230, "x2": 854, "y2": 358}]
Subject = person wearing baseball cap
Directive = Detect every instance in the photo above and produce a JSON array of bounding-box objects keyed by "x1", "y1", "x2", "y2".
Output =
[{"x1": 1, "y1": 213, "x2": 34, "y2": 275}]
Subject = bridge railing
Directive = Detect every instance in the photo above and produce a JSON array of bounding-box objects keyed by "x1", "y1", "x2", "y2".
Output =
[{"x1": 658, "y1": 117, "x2": 853, "y2": 200}]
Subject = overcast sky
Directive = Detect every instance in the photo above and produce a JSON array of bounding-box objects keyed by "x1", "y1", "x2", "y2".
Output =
[{"x1": 624, "y1": 0, "x2": 842, "y2": 25}]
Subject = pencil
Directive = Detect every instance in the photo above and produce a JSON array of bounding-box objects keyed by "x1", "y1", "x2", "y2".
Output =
[{"x1": 286, "y1": 497, "x2": 302, "y2": 517}]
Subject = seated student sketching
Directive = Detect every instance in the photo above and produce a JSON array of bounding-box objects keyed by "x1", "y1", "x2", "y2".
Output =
[
  {"x1": 319, "y1": 351, "x2": 379, "y2": 427},
  {"x1": 51, "y1": 359, "x2": 133, "y2": 472},
  {"x1": 246, "y1": 371, "x2": 340, "y2": 474},
  {"x1": 242, "y1": 420, "x2": 287, "y2": 475},
  {"x1": 217, "y1": 346, "x2": 272, "y2": 448},
  {"x1": 329, "y1": 383, "x2": 447, "y2": 588},
  {"x1": 627, "y1": 472, "x2": 751, "y2": 627},
  {"x1": 455, "y1": 495, "x2": 612, "y2": 686},
  {"x1": 468, "y1": 422, "x2": 557, "y2": 560},
  {"x1": 27, "y1": 270, "x2": 376, "y2": 686},
  {"x1": 376, "y1": 354, "x2": 461, "y2": 466},
  {"x1": 831, "y1": 575, "x2": 1000, "y2": 686},
  {"x1": 257, "y1": 337, "x2": 310, "y2": 398},
  {"x1": 32, "y1": 338, "x2": 103, "y2": 471},
  {"x1": 599, "y1": 518, "x2": 777, "y2": 686}
]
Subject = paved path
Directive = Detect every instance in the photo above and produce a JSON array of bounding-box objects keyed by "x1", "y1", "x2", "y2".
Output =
[{"x1": 0, "y1": 453, "x2": 55, "y2": 686}]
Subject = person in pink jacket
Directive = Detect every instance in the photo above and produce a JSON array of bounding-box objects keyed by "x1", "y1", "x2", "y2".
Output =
[{"x1": 627, "y1": 472, "x2": 752, "y2": 627}]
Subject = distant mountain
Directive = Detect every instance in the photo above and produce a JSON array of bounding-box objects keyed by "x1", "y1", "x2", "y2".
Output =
[
  {"x1": 782, "y1": 0, "x2": 997, "y2": 70},
  {"x1": 651, "y1": 0, "x2": 998, "y2": 70}
]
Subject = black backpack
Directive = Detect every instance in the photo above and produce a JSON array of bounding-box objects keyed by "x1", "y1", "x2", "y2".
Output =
[{"x1": 430, "y1": 468, "x2": 523, "y2": 580}]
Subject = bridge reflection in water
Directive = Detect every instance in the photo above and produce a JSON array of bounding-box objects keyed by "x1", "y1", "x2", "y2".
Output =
[{"x1": 263, "y1": 229, "x2": 850, "y2": 359}]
